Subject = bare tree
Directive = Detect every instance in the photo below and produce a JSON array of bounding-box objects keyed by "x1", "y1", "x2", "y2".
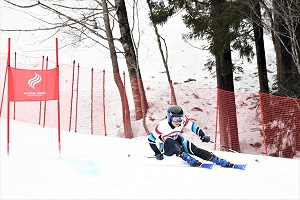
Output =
[
  {"x1": 260, "y1": 0, "x2": 300, "y2": 97},
  {"x1": 101, "y1": 0, "x2": 133, "y2": 138},
  {"x1": 272, "y1": 0, "x2": 300, "y2": 97},
  {"x1": 2, "y1": 0, "x2": 150, "y2": 135},
  {"x1": 113, "y1": 0, "x2": 150, "y2": 134},
  {"x1": 114, "y1": 0, "x2": 149, "y2": 121},
  {"x1": 146, "y1": 0, "x2": 177, "y2": 105}
]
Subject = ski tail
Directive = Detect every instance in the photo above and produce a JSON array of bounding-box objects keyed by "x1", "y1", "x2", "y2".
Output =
[
  {"x1": 181, "y1": 161, "x2": 215, "y2": 169},
  {"x1": 200, "y1": 163, "x2": 215, "y2": 169},
  {"x1": 233, "y1": 164, "x2": 247, "y2": 170},
  {"x1": 223, "y1": 162, "x2": 247, "y2": 170}
]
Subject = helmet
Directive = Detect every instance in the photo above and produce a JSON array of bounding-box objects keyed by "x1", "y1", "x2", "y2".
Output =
[{"x1": 167, "y1": 105, "x2": 184, "y2": 122}]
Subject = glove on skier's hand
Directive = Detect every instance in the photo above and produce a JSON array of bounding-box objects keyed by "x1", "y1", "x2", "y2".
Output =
[
  {"x1": 155, "y1": 153, "x2": 164, "y2": 160},
  {"x1": 201, "y1": 135, "x2": 210, "y2": 143}
]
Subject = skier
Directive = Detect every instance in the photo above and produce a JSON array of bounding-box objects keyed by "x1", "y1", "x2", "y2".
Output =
[{"x1": 148, "y1": 105, "x2": 234, "y2": 167}]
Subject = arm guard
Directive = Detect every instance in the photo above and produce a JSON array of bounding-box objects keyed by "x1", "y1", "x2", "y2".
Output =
[
  {"x1": 148, "y1": 133, "x2": 161, "y2": 155},
  {"x1": 191, "y1": 122, "x2": 205, "y2": 138}
]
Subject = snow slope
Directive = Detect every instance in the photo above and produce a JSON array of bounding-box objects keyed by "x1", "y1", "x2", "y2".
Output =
[
  {"x1": 0, "y1": 1, "x2": 299, "y2": 199},
  {"x1": 1, "y1": 119, "x2": 299, "y2": 200}
]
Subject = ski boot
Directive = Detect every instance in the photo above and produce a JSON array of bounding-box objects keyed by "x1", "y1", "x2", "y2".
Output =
[
  {"x1": 210, "y1": 154, "x2": 234, "y2": 168},
  {"x1": 178, "y1": 152, "x2": 202, "y2": 167}
]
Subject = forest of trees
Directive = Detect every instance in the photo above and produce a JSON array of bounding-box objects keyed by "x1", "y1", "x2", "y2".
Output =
[
  {"x1": 1, "y1": 0, "x2": 299, "y2": 150},
  {"x1": 146, "y1": 0, "x2": 300, "y2": 151}
]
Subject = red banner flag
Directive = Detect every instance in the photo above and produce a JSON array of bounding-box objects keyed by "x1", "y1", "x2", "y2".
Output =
[{"x1": 8, "y1": 66, "x2": 59, "y2": 102}]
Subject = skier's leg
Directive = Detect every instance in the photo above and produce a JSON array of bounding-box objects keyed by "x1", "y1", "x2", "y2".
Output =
[
  {"x1": 184, "y1": 140, "x2": 233, "y2": 167},
  {"x1": 163, "y1": 138, "x2": 182, "y2": 156},
  {"x1": 164, "y1": 138, "x2": 201, "y2": 166},
  {"x1": 209, "y1": 154, "x2": 234, "y2": 167}
]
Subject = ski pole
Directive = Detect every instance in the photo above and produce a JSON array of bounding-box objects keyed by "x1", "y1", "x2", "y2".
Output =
[
  {"x1": 209, "y1": 141, "x2": 239, "y2": 153},
  {"x1": 127, "y1": 153, "x2": 155, "y2": 158}
]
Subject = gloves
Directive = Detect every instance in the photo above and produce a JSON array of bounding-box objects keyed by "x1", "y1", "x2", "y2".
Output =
[
  {"x1": 197, "y1": 128, "x2": 210, "y2": 142},
  {"x1": 155, "y1": 153, "x2": 164, "y2": 160},
  {"x1": 201, "y1": 135, "x2": 210, "y2": 143}
]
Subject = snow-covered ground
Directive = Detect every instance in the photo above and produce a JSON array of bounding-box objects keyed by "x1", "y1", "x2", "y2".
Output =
[
  {"x1": 1, "y1": 1, "x2": 299, "y2": 199},
  {"x1": 1, "y1": 119, "x2": 299, "y2": 200}
]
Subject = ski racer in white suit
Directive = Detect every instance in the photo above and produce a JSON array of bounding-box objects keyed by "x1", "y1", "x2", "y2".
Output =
[{"x1": 148, "y1": 105, "x2": 233, "y2": 167}]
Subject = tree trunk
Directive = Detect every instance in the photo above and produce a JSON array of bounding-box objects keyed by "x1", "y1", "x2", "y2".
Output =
[
  {"x1": 273, "y1": 0, "x2": 300, "y2": 97},
  {"x1": 252, "y1": 1, "x2": 269, "y2": 94},
  {"x1": 296, "y1": 21, "x2": 300, "y2": 96},
  {"x1": 211, "y1": 0, "x2": 240, "y2": 152},
  {"x1": 114, "y1": 0, "x2": 149, "y2": 120},
  {"x1": 217, "y1": 44, "x2": 241, "y2": 152},
  {"x1": 102, "y1": 0, "x2": 133, "y2": 138}
]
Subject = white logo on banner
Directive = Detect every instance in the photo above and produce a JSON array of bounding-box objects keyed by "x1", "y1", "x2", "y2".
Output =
[{"x1": 28, "y1": 72, "x2": 42, "y2": 89}]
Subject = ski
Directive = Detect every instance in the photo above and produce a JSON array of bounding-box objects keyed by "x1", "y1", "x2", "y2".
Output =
[
  {"x1": 129, "y1": 154, "x2": 244, "y2": 170},
  {"x1": 181, "y1": 161, "x2": 215, "y2": 169},
  {"x1": 172, "y1": 162, "x2": 244, "y2": 169},
  {"x1": 135, "y1": 155, "x2": 215, "y2": 169},
  {"x1": 221, "y1": 163, "x2": 247, "y2": 170},
  {"x1": 198, "y1": 163, "x2": 246, "y2": 170},
  {"x1": 206, "y1": 163, "x2": 247, "y2": 170},
  {"x1": 198, "y1": 163, "x2": 215, "y2": 169},
  {"x1": 232, "y1": 164, "x2": 247, "y2": 170}
]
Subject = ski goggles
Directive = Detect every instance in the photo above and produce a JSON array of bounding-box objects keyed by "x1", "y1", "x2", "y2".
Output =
[{"x1": 171, "y1": 116, "x2": 183, "y2": 122}]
